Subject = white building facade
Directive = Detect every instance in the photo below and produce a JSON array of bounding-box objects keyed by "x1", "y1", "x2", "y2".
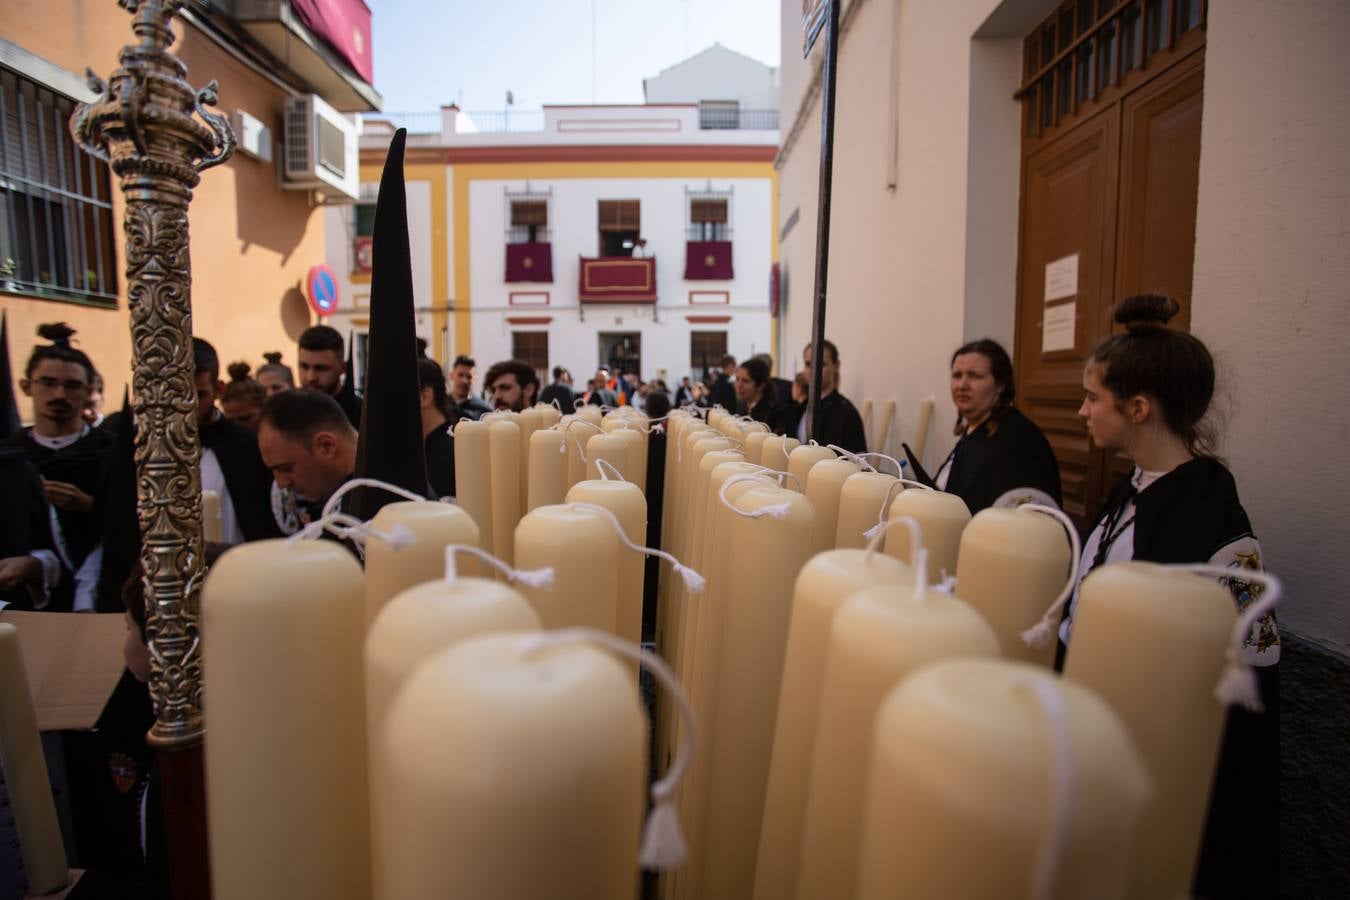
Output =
[{"x1": 323, "y1": 46, "x2": 780, "y2": 390}]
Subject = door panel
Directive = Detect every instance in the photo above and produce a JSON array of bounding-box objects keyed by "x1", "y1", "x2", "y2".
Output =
[{"x1": 1015, "y1": 107, "x2": 1119, "y2": 524}]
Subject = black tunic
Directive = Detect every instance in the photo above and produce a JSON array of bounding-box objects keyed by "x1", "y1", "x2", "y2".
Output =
[
  {"x1": 0, "y1": 446, "x2": 57, "y2": 610},
  {"x1": 200, "y1": 414, "x2": 284, "y2": 543},
  {"x1": 931, "y1": 407, "x2": 1061, "y2": 513},
  {"x1": 424, "y1": 423, "x2": 456, "y2": 499}
]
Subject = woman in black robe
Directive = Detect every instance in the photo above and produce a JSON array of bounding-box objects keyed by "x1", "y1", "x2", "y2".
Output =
[
  {"x1": 1059, "y1": 293, "x2": 1277, "y2": 898},
  {"x1": 913, "y1": 338, "x2": 1060, "y2": 513}
]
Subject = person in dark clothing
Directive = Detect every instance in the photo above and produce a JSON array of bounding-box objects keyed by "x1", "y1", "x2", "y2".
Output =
[
  {"x1": 753, "y1": 353, "x2": 793, "y2": 407},
  {"x1": 418, "y1": 356, "x2": 458, "y2": 499},
  {"x1": 257, "y1": 390, "x2": 359, "y2": 527},
  {"x1": 539, "y1": 366, "x2": 575, "y2": 412},
  {"x1": 194, "y1": 339, "x2": 284, "y2": 544},
  {"x1": 1059, "y1": 293, "x2": 1277, "y2": 900},
  {"x1": 915, "y1": 338, "x2": 1060, "y2": 513},
  {"x1": 0, "y1": 447, "x2": 58, "y2": 611},
  {"x1": 734, "y1": 356, "x2": 776, "y2": 424},
  {"x1": 449, "y1": 354, "x2": 493, "y2": 421},
  {"x1": 3, "y1": 323, "x2": 112, "y2": 611},
  {"x1": 707, "y1": 354, "x2": 737, "y2": 411},
  {"x1": 784, "y1": 339, "x2": 868, "y2": 454},
  {"x1": 640, "y1": 390, "x2": 671, "y2": 643},
  {"x1": 298, "y1": 324, "x2": 362, "y2": 428}
]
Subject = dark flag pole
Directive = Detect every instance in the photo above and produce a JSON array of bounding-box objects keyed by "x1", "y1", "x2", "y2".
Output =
[{"x1": 805, "y1": 0, "x2": 841, "y2": 443}]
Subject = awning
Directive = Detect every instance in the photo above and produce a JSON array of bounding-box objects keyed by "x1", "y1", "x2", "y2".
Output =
[{"x1": 233, "y1": 0, "x2": 381, "y2": 112}]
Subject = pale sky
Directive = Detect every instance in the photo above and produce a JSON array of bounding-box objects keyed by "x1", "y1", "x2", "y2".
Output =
[{"x1": 365, "y1": 0, "x2": 782, "y2": 113}]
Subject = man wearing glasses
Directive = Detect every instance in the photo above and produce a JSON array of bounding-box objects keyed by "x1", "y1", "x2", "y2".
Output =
[{"x1": 2, "y1": 323, "x2": 112, "y2": 611}]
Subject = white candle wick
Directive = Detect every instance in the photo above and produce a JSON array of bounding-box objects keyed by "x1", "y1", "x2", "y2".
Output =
[
  {"x1": 717, "y1": 474, "x2": 790, "y2": 520},
  {"x1": 566, "y1": 503, "x2": 706, "y2": 593},
  {"x1": 1180, "y1": 564, "x2": 1283, "y2": 712},
  {"x1": 1018, "y1": 504, "x2": 1084, "y2": 650},
  {"x1": 443, "y1": 543, "x2": 555, "y2": 589},
  {"x1": 594, "y1": 458, "x2": 626, "y2": 482},
  {"x1": 517, "y1": 627, "x2": 697, "y2": 871},
  {"x1": 826, "y1": 444, "x2": 874, "y2": 471},
  {"x1": 745, "y1": 464, "x2": 802, "y2": 492},
  {"x1": 855, "y1": 451, "x2": 905, "y2": 477}
]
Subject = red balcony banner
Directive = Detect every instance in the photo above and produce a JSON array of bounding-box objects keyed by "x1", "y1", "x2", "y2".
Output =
[
  {"x1": 290, "y1": 0, "x2": 374, "y2": 83},
  {"x1": 506, "y1": 243, "x2": 554, "y2": 283},
  {"x1": 579, "y1": 257, "x2": 657, "y2": 303},
  {"x1": 684, "y1": 241, "x2": 734, "y2": 280}
]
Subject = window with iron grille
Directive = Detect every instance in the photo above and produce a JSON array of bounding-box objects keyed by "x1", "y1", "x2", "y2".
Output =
[
  {"x1": 690, "y1": 331, "x2": 727, "y2": 384},
  {"x1": 598, "y1": 199, "x2": 640, "y2": 256},
  {"x1": 509, "y1": 199, "x2": 549, "y2": 244},
  {"x1": 687, "y1": 191, "x2": 732, "y2": 241},
  {"x1": 1, "y1": 66, "x2": 117, "y2": 306},
  {"x1": 699, "y1": 101, "x2": 740, "y2": 130},
  {"x1": 512, "y1": 331, "x2": 549, "y2": 383}
]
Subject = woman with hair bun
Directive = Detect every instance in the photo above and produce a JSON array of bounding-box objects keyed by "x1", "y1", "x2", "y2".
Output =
[
  {"x1": 1063, "y1": 293, "x2": 1277, "y2": 898},
  {"x1": 915, "y1": 338, "x2": 1061, "y2": 512},
  {"x1": 256, "y1": 351, "x2": 295, "y2": 395},
  {"x1": 221, "y1": 362, "x2": 267, "y2": 431}
]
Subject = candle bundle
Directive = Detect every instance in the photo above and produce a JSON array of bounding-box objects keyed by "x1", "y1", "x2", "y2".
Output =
[
  {"x1": 803, "y1": 457, "x2": 862, "y2": 554},
  {"x1": 363, "y1": 500, "x2": 480, "y2": 623},
  {"x1": 834, "y1": 470, "x2": 899, "y2": 550},
  {"x1": 882, "y1": 483, "x2": 971, "y2": 583},
  {"x1": 566, "y1": 477, "x2": 648, "y2": 651}
]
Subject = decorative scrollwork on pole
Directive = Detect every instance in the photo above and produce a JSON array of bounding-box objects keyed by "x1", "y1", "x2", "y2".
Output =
[{"x1": 72, "y1": 0, "x2": 234, "y2": 750}]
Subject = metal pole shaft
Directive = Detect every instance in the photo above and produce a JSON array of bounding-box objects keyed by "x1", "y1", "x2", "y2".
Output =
[{"x1": 806, "y1": 0, "x2": 841, "y2": 442}]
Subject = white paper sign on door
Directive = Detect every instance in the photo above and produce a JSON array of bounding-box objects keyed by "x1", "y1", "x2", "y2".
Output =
[
  {"x1": 1044, "y1": 254, "x2": 1079, "y2": 302},
  {"x1": 1042, "y1": 302, "x2": 1076, "y2": 354}
]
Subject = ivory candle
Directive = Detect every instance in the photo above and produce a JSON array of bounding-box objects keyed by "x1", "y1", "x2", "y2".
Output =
[
  {"x1": 364, "y1": 501, "x2": 481, "y2": 624},
  {"x1": 0, "y1": 623, "x2": 68, "y2": 895},
  {"x1": 954, "y1": 507, "x2": 1071, "y2": 666},
  {"x1": 565, "y1": 421, "x2": 600, "y2": 489},
  {"x1": 566, "y1": 480, "x2": 647, "y2": 651},
  {"x1": 379, "y1": 633, "x2": 645, "y2": 900},
  {"x1": 202, "y1": 488, "x2": 223, "y2": 543},
  {"x1": 876, "y1": 399, "x2": 896, "y2": 456},
  {"x1": 576, "y1": 403, "x2": 604, "y2": 427},
  {"x1": 1062, "y1": 562, "x2": 1236, "y2": 900},
  {"x1": 535, "y1": 402, "x2": 562, "y2": 428},
  {"x1": 742, "y1": 429, "x2": 771, "y2": 466},
  {"x1": 516, "y1": 408, "x2": 542, "y2": 516},
  {"x1": 528, "y1": 428, "x2": 569, "y2": 511},
  {"x1": 834, "y1": 471, "x2": 899, "y2": 550},
  {"x1": 586, "y1": 432, "x2": 631, "y2": 483},
  {"x1": 787, "y1": 444, "x2": 836, "y2": 496},
  {"x1": 700, "y1": 485, "x2": 815, "y2": 900},
  {"x1": 804, "y1": 458, "x2": 862, "y2": 554},
  {"x1": 366, "y1": 576, "x2": 540, "y2": 900},
  {"x1": 203, "y1": 539, "x2": 370, "y2": 900},
  {"x1": 856, "y1": 659, "x2": 1152, "y2": 900},
  {"x1": 884, "y1": 488, "x2": 972, "y2": 583},
  {"x1": 489, "y1": 420, "x2": 523, "y2": 566},
  {"x1": 515, "y1": 505, "x2": 620, "y2": 632},
  {"x1": 611, "y1": 426, "x2": 647, "y2": 493},
  {"x1": 753, "y1": 550, "x2": 914, "y2": 900},
  {"x1": 454, "y1": 419, "x2": 495, "y2": 554},
  {"x1": 795, "y1": 584, "x2": 1000, "y2": 900},
  {"x1": 912, "y1": 396, "x2": 935, "y2": 466},
  {"x1": 760, "y1": 435, "x2": 800, "y2": 475}
]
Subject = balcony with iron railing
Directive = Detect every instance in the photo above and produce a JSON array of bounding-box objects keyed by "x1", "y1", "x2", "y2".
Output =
[{"x1": 358, "y1": 107, "x2": 778, "y2": 137}]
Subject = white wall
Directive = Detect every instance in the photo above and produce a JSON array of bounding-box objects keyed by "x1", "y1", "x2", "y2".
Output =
[
  {"x1": 464, "y1": 174, "x2": 775, "y2": 383},
  {"x1": 644, "y1": 44, "x2": 779, "y2": 111},
  {"x1": 1191, "y1": 0, "x2": 1350, "y2": 646}
]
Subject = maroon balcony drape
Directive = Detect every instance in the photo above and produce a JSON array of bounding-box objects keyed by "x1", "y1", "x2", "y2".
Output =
[
  {"x1": 506, "y1": 242, "x2": 554, "y2": 282},
  {"x1": 579, "y1": 256, "x2": 657, "y2": 303},
  {"x1": 684, "y1": 240, "x2": 733, "y2": 280}
]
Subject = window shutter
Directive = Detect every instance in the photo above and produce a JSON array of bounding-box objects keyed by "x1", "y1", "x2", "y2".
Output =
[{"x1": 511, "y1": 200, "x2": 548, "y2": 227}]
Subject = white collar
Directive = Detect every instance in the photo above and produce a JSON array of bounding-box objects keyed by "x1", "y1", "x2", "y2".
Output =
[{"x1": 30, "y1": 423, "x2": 91, "y2": 450}]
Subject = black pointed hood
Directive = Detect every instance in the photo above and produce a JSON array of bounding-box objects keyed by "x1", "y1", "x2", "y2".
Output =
[
  {"x1": 335, "y1": 329, "x2": 358, "y2": 414},
  {"x1": 350, "y1": 129, "x2": 429, "y2": 520},
  {"x1": 95, "y1": 389, "x2": 140, "y2": 612},
  {"x1": 0, "y1": 312, "x2": 20, "y2": 439}
]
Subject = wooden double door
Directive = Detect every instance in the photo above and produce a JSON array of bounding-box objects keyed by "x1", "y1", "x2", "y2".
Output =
[{"x1": 1015, "y1": 4, "x2": 1207, "y2": 526}]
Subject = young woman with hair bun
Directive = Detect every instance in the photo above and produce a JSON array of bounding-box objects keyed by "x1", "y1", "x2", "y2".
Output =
[
  {"x1": 221, "y1": 362, "x2": 267, "y2": 431},
  {"x1": 1063, "y1": 293, "x2": 1277, "y2": 898}
]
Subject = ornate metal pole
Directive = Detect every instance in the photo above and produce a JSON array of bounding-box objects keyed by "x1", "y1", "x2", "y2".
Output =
[{"x1": 72, "y1": 1, "x2": 233, "y2": 895}]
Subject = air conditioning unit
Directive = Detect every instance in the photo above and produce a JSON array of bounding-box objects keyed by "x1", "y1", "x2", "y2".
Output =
[{"x1": 282, "y1": 94, "x2": 358, "y2": 201}]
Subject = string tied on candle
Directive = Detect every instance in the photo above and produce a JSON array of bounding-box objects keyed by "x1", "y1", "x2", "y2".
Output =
[
  {"x1": 717, "y1": 473, "x2": 791, "y2": 520},
  {"x1": 286, "y1": 510, "x2": 416, "y2": 551},
  {"x1": 826, "y1": 444, "x2": 875, "y2": 471},
  {"x1": 675, "y1": 424, "x2": 710, "y2": 464},
  {"x1": 1018, "y1": 676, "x2": 1074, "y2": 900},
  {"x1": 594, "y1": 457, "x2": 626, "y2": 482},
  {"x1": 559, "y1": 418, "x2": 603, "y2": 462},
  {"x1": 743, "y1": 464, "x2": 802, "y2": 491},
  {"x1": 550, "y1": 397, "x2": 563, "y2": 413},
  {"x1": 1177, "y1": 564, "x2": 1283, "y2": 712},
  {"x1": 573, "y1": 397, "x2": 587, "y2": 411},
  {"x1": 861, "y1": 478, "x2": 934, "y2": 541},
  {"x1": 863, "y1": 514, "x2": 929, "y2": 594},
  {"x1": 443, "y1": 544, "x2": 554, "y2": 588},
  {"x1": 616, "y1": 419, "x2": 655, "y2": 434},
  {"x1": 516, "y1": 627, "x2": 697, "y2": 870},
  {"x1": 1018, "y1": 504, "x2": 1084, "y2": 650},
  {"x1": 319, "y1": 477, "x2": 430, "y2": 523},
  {"x1": 566, "y1": 503, "x2": 706, "y2": 593},
  {"x1": 855, "y1": 451, "x2": 906, "y2": 477}
]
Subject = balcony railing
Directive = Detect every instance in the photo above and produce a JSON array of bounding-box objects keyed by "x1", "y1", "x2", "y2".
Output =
[{"x1": 359, "y1": 107, "x2": 779, "y2": 136}]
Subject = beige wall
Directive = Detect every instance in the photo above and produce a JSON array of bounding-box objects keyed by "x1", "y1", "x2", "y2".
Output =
[
  {"x1": 2, "y1": 3, "x2": 320, "y2": 420},
  {"x1": 1191, "y1": 0, "x2": 1350, "y2": 645}
]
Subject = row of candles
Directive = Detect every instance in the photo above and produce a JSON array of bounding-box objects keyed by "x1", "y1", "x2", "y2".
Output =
[{"x1": 0, "y1": 402, "x2": 1269, "y2": 900}]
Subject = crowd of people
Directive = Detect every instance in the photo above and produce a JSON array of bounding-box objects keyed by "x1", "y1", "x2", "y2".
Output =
[{"x1": 0, "y1": 292, "x2": 1276, "y2": 897}]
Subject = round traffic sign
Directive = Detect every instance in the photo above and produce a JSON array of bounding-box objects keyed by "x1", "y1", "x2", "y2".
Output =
[{"x1": 306, "y1": 264, "x2": 340, "y2": 317}]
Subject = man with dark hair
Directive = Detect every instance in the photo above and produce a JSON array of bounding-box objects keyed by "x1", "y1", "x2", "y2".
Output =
[
  {"x1": 297, "y1": 324, "x2": 361, "y2": 427},
  {"x1": 797, "y1": 339, "x2": 867, "y2": 453},
  {"x1": 192, "y1": 338, "x2": 282, "y2": 543},
  {"x1": 484, "y1": 359, "x2": 540, "y2": 413},
  {"x1": 539, "y1": 365, "x2": 575, "y2": 411},
  {"x1": 257, "y1": 390, "x2": 358, "y2": 519},
  {"x1": 449, "y1": 354, "x2": 492, "y2": 420},
  {"x1": 709, "y1": 353, "x2": 737, "y2": 411}
]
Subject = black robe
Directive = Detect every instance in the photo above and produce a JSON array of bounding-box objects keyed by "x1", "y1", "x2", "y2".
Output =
[
  {"x1": 744, "y1": 394, "x2": 775, "y2": 425},
  {"x1": 200, "y1": 414, "x2": 284, "y2": 543},
  {"x1": 927, "y1": 407, "x2": 1061, "y2": 513},
  {"x1": 708, "y1": 373, "x2": 736, "y2": 412},
  {"x1": 0, "y1": 446, "x2": 57, "y2": 610},
  {"x1": 424, "y1": 424, "x2": 456, "y2": 500},
  {"x1": 1077, "y1": 457, "x2": 1278, "y2": 899},
  {"x1": 539, "y1": 382, "x2": 575, "y2": 412}
]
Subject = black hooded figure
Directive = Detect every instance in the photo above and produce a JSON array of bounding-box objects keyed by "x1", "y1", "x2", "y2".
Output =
[
  {"x1": 0, "y1": 312, "x2": 20, "y2": 439},
  {"x1": 335, "y1": 331, "x2": 362, "y2": 429},
  {"x1": 349, "y1": 129, "x2": 431, "y2": 521}
]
